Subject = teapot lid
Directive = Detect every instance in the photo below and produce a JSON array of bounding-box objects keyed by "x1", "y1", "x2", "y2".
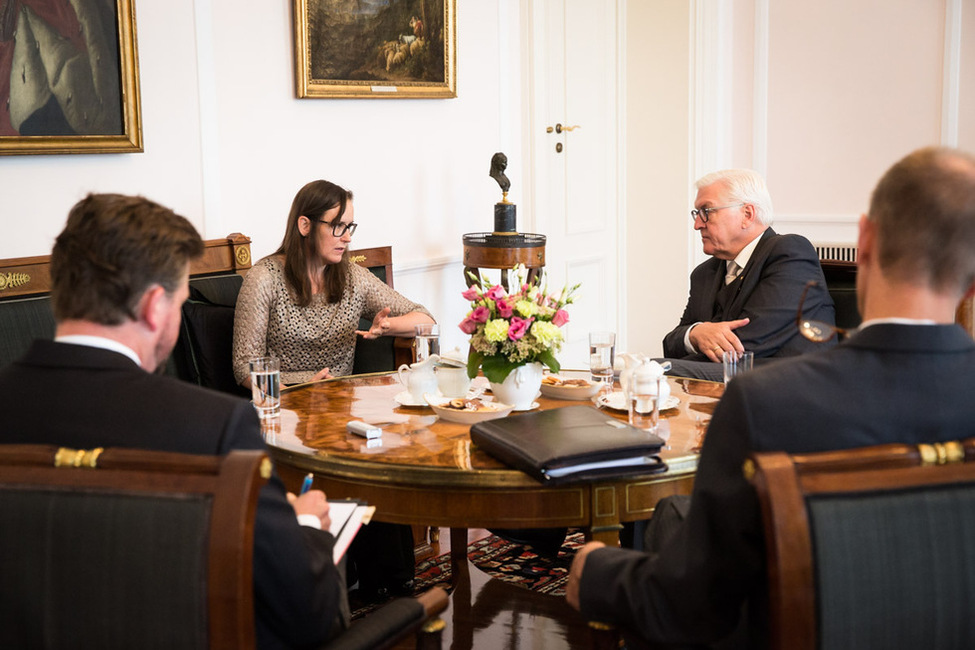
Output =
[
  {"x1": 633, "y1": 358, "x2": 667, "y2": 378},
  {"x1": 437, "y1": 347, "x2": 466, "y2": 368}
]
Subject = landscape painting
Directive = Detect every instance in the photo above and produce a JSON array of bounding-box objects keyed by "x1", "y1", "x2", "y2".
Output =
[{"x1": 294, "y1": 0, "x2": 456, "y2": 99}]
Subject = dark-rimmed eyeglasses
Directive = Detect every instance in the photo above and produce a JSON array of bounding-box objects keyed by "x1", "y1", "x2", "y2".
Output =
[
  {"x1": 690, "y1": 203, "x2": 745, "y2": 224},
  {"x1": 318, "y1": 219, "x2": 357, "y2": 237},
  {"x1": 797, "y1": 280, "x2": 850, "y2": 343}
]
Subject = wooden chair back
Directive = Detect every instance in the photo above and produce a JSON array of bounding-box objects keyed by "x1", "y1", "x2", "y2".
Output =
[
  {"x1": 747, "y1": 439, "x2": 975, "y2": 650},
  {"x1": 350, "y1": 245, "x2": 395, "y2": 289},
  {"x1": 0, "y1": 233, "x2": 253, "y2": 301},
  {"x1": 0, "y1": 445, "x2": 269, "y2": 649},
  {"x1": 350, "y1": 246, "x2": 414, "y2": 371}
]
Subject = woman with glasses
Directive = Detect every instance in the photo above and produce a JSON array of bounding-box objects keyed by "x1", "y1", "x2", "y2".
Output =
[
  {"x1": 233, "y1": 179, "x2": 434, "y2": 387},
  {"x1": 232, "y1": 179, "x2": 432, "y2": 604}
]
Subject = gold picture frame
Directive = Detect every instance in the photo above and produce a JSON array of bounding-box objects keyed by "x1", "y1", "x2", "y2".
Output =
[
  {"x1": 294, "y1": 0, "x2": 456, "y2": 99},
  {"x1": 0, "y1": 0, "x2": 142, "y2": 155}
]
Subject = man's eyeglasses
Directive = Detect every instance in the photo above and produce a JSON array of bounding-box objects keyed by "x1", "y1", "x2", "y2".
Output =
[
  {"x1": 797, "y1": 280, "x2": 850, "y2": 342},
  {"x1": 318, "y1": 219, "x2": 358, "y2": 237},
  {"x1": 690, "y1": 203, "x2": 745, "y2": 224}
]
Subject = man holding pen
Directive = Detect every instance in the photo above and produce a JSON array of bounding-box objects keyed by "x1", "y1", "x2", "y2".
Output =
[{"x1": 0, "y1": 194, "x2": 348, "y2": 648}]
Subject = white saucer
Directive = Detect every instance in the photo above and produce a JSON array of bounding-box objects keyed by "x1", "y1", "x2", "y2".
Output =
[
  {"x1": 394, "y1": 390, "x2": 431, "y2": 408},
  {"x1": 511, "y1": 401, "x2": 540, "y2": 412}
]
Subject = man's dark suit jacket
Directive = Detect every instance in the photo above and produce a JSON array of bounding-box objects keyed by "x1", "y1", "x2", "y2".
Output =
[
  {"x1": 662, "y1": 228, "x2": 835, "y2": 362},
  {"x1": 581, "y1": 323, "x2": 975, "y2": 647},
  {"x1": 0, "y1": 340, "x2": 343, "y2": 650}
]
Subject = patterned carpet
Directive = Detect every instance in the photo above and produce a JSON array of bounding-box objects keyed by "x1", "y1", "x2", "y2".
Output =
[{"x1": 352, "y1": 530, "x2": 585, "y2": 619}]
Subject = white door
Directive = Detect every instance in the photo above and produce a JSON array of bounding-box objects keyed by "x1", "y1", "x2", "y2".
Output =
[{"x1": 527, "y1": 0, "x2": 623, "y2": 370}]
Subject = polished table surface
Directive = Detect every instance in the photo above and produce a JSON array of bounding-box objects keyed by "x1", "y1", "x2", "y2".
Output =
[{"x1": 263, "y1": 371, "x2": 724, "y2": 549}]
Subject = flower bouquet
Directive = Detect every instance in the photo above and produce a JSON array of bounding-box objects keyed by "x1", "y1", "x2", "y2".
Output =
[{"x1": 459, "y1": 266, "x2": 580, "y2": 384}]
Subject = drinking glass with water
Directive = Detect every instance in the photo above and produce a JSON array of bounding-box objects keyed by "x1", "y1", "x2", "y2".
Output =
[
  {"x1": 589, "y1": 331, "x2": 616, "y2": 385},
  {"x1": 249, "y1": 356, "x2": 281, "y2": 418},
  {"x1": 414, "y1": 323, "x2": 441, "y2": 362}
]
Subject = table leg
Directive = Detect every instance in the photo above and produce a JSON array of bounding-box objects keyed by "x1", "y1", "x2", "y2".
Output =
[
  {"x1": 449, "y1": 527, "x2": 470, "y2": 585},
  {"x1": 589, "y1": 484, "x2": 624, "y2": 547}
]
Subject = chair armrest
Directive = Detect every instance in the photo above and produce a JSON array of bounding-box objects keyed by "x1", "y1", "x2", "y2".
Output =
[{"x1": 324, "y1": 587, "x2": 448, "y2": 650}]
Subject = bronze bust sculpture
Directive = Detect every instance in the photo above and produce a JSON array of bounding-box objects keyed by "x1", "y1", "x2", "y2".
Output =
[{"x1": 489, "y1": 152, "x2": 510, "y2": 195}]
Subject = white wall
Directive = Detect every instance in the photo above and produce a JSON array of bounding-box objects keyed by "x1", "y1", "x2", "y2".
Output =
[
  {"x1": 624, "y1": 0, "x2": 975, "y2": 361},
  {"x1": 0, "y1": 0, "x2": 519, "y2": 354},
  {"x1": 723, "y1": 0, "x2": 975, "y2": 251},
  {"x1": 2, "y1": 0, "x2": 974, "y2": 363},
  {"x1": 623, "y1": 1, "x2": 693, "y2": 359}
]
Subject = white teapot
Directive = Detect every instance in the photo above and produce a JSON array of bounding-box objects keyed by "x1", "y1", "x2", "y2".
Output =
[
  {"x1": 398, "y1": 354, "x2": 440, "y2": 402},
  {"x1": 619, "y1": 353, "x2": 671, "y2": 402}
]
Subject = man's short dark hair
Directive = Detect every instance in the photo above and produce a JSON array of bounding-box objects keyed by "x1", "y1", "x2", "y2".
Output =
[
  {"x1": 869, "y1": 147, "x2": 975, "y2": 294},
  {"x1": 51, "y1": 193, "x2": 204, "y2": 324}
]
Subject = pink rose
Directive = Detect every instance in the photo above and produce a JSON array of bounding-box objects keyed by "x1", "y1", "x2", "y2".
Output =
[
  {"x1": 461, "y1": 287, "x2": 479, "y2": 301},
  {"x1": 552, "y1": 309, "x2": 570, "y2": 327},
  {"x1": 485, "y1": 285, "x2": 506, "y2": 301},
  {"x1": 508, "y1": 316, "x2": 532, "y2": 340},
  {"x1": 459, "y1": 317, "x2": 478, "y2": 334},
  {"x1": 496, "y1": 298, "x2": 513, "y2": 318},
  {"x1": 471, "y1": 305, "x2": 490, "y2": 323}
]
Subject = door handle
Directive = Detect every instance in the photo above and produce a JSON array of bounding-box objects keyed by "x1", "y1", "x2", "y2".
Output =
[{"x1": 546, "y1": 123, "x2": 582, "y2": 134}]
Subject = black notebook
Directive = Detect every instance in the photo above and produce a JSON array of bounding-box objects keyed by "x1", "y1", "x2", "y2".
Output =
[{"x1": 470, "y1": 405, "x2": 667, "y2": 484}]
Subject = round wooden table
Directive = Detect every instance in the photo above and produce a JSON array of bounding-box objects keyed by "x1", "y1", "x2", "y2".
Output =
[{"x1": 262, "y1": 372, "x2": 723, "y2": 570}]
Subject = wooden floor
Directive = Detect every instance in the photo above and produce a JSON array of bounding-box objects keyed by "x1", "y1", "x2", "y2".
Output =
[{"x1": 392, "y1": 528, "x2": 601, "y2": 650}]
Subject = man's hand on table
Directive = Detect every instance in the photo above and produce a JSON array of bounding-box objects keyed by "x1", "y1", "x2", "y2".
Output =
[
  {"x1": 689, "y1": 318, "x2": 749, "y2": 362},
  {"x1": 288, "y1": 490, "x2": 332, "y2": 531},
  {"x1": 566, "y1": 540, "x2": 606, "y2": 611}
]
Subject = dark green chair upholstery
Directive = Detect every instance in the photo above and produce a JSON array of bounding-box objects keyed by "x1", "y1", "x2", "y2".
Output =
[
  {"x1": 0, "y1": 445, "x2": 268, "y2": 649},
  {"x1": 0, "y1": 295, "x2": 54, "y2": 370},
  {"x1": 749, "y1": 439, "x2": 975, "y2": 650}
]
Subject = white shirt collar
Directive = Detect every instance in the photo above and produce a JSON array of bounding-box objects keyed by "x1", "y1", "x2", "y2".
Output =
[
  {"x1": 730, "y1": 231, "x2": 765, "y2": 273},
  {"x1": 858, "y1": 317, "x2": 938, "y2": 329},
  {"x1": 55, "y1": 335, "x2": 142, "y2": 367}
]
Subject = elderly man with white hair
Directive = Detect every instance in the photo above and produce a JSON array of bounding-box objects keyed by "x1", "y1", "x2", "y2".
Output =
[{"x1": 661, "y1": 168, "x2": 836, "y2": 381}]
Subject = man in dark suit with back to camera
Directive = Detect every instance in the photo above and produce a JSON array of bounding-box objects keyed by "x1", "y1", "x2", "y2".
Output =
[
  {"x1": 662, "y1": 168, "x2": 835, "y2": 381},
  {"x1": 568, "y1": 147, "x2": 975, "y2": 648},
  {"x1": 0, "y1": 194, "x2": 347, "y2": 649}
]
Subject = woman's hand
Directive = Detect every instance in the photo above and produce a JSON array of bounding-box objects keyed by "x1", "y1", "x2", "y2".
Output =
[
  {"x1": 311, "y1": 367, "x2": 333, "y2": 381},
  {"x1": 356, "y1": 306, "x2": 392, "y2": 339}
]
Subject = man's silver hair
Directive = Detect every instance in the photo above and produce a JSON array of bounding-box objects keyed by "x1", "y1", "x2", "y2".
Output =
[{"x1": 695, "y1": 169, "x2": 774, "y2": 226}]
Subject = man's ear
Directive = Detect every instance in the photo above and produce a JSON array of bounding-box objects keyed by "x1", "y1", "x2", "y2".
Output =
[
  {"x1": 741, "y1": 203, "x2": 757, "y2": 228},
  {"x1": 297, "y1": 215, "x2": 312, "y2": 237},
  {"x1": 138, "y1": 285, "x2": 169, "y2": 332},
  {"x1": 856, "y1": 213, "x2": 874, "y2": 262}
]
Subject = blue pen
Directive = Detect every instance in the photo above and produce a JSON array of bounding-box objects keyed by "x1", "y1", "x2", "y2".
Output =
[{"x1": 299, "y1": 473, "x2": 314, "y2": 495}]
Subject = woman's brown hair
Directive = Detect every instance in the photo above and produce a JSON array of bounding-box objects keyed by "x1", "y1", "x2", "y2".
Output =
[{"x1": 276, "y1": 180, "x2": 353, "y2": 306}]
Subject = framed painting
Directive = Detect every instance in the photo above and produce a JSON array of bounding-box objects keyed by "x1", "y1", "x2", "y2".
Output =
[
  {"x1": 0, "y1": 0, "x2": 142, "y2": 155},
  {"x1": 294, "y1": 0, "x2": 456, "y2": 99}
]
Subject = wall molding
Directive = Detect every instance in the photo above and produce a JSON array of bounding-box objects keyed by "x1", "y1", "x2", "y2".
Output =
[
  {"x1": 774, "y1": 213, "x2": 860, "y2": 225},
  {"x1": 753, "y1": 0, "x2": 769, "y2": 176},
  {"x1": 942, "y1": 0, "x2": 962, "y2": 146},
  {"x1": 396, "y1": 254, "x2": 463, "y2": 276}
]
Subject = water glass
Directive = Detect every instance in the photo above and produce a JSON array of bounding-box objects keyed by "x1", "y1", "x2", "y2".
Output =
[
  {"x1": 249, "y1": 356, "x2": 281, "y2": 418},
  {"x1": 414, "y1": 323, "x2": 441, "y2": 362},
  {"x1": 722, "y1": 350, "x2": 754, "y2": 385},
  {"x1": 628, "y1": 376, "x2": 660, "y2": 431},
  {"x1": 589, "y1": 331, "x2": 616, "y2": 385}
]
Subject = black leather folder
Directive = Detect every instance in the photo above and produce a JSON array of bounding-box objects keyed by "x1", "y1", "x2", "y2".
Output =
[{"x1": 469, "y1": 405, "x2": 667, "y2": 484}]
